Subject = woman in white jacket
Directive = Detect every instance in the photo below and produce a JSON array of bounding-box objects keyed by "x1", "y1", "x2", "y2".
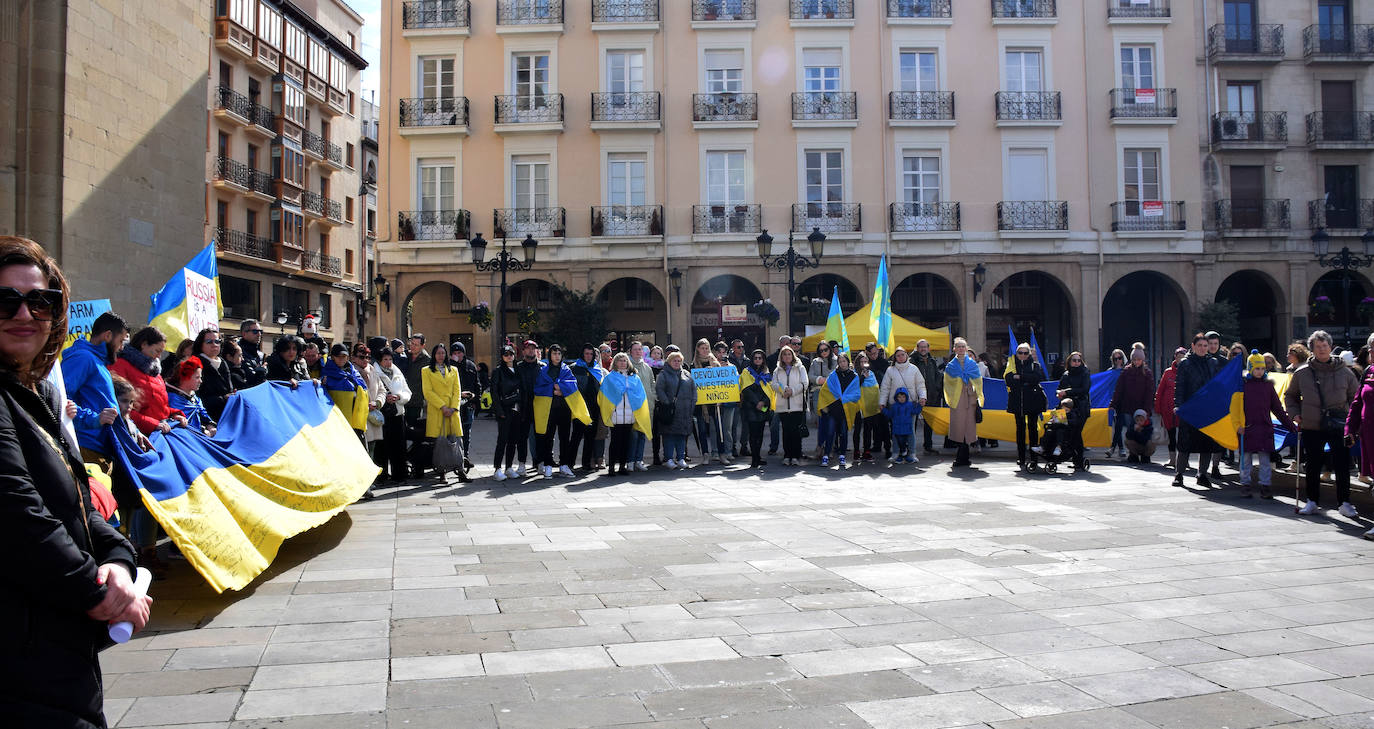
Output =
[
  {"x1": 877, "y1": 348, "x2": 927, "y2": 463},
  {"x1": 367, "y1": 348, "x2": 412, "y2": 482},
  {"x1": 773, "y1": 346, "x2": 809, "y2": 466}
]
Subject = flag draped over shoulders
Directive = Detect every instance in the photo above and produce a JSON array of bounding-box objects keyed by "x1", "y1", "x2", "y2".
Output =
[
  {"x1": 533, "y1": 363, "x2": 592, "y2": 434},
  {"x1": 818, "y1": 370, "x2": 863, "y2": 424},
  {"x1": 858, "y1": 371, "x2": 880, "y2": 418},
  {"x1": 741, "y1": 366, "x2": 776, "y2": 410},
  {"x1": 943, "y1": 355, "x2": 984, "y2": 409},
  {"x1": 597, "y1": 371, "x2": 652, "y2": 437}
]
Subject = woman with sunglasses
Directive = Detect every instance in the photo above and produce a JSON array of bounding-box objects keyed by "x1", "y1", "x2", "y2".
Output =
[
  {"x1": 809, "y1": 341, "x2": 838, "y2": 458},
  {"x1": 1105, "y1": 349, "x2": 1127, "y2": 458},
  {"x1": 943, "y1": 338, "x2": 983, "y2": 467},
  {"x1": 0, "y1": 236, "x2": 149, "y2": 726},
  {"x1": 489, "y1": 344, "x2": 524, "y2": 481},
  {"x1": 1006, "y1": 343, "x2": 1046, "y2": 471},
  {"x1": 192, "y1": 327, "x2": 235, "y2": 421},
  {"x1": 1056, "y1": 352, "x2": 1093, "y2": 471}
]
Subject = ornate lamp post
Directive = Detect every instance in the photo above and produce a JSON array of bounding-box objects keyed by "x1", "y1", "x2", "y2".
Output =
[
  {"x1": 757, "y1": 227, "x2": 825, "y2": 335},
  {"x1": 470, "y1": 232, "x2": 537, "y2": 346},
  {"x1": 1312, "y1": 227, "x2": 1374, "y2": 349}
]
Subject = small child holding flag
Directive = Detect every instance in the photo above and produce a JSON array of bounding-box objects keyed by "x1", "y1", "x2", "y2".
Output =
[{"x1": 1240, "y1": 350, "x2": 1295, "y2": 498}]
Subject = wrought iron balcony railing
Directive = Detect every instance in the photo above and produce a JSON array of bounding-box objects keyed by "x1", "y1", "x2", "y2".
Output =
[
  {"x1": 1110, "y1": 201, "x2": 1185, "y2": 232},
  {"x1": 399, "y1": 97, "x2": 470, "y2": 127},
  {"x1": 693, "y1": 93, "x2": 758, "y2": 122},
  {"x1": 301, "y1": 190, "x2": 326, "y2": 217},
  {"x1": 249, "y1": 168, "x2": 273, "y2": 197},
  {"x1": 213, "y1": 156, "x2": 251, "y2": 189},
  {"x1": 302, "y1": 129, "x2": 342, "y2": 163},
  {"x1": 996, "y1": 91, "x2": 1062, "y2": 120},
  {"x1": 1309, "y1": 199, "x2": 1374, "y2": 230},
  {"x1": 1214, "y1": 199, "x2": 1291, "y2": 232},
  {"x1": 1208, "y1": 24, "x2": 1285, "y2": 58},
  {"x1": 215, "y1": 85, "x2": 252, "y2": 121},
  {"x1": 215, "y1": 227, "x2": 275, "y2": 262},
  {"x1": 497, "y1": 0, "x2": 564, "y2": 25},
  {"x1": 494, "y1": 207, "x2": 567, "y2": 238},
  {"x1": 1303, "y1": 24, "x2": 1374, "y2": 58},
  {"x1": 1306, "y1": 112, "x2": 1374, "y2": 144},
  {"x1": 889, "y1": 202, "x2": 960, "y2": 232},
  {"x1": 1109, "y1": 88, "x2": 1177, "y2": 118},
  {"x1": 248, "y1": 101, "x2": 274, "y2": 129},
  {"x1": 402, "y1": 0, "x2": 470, "y2": 29},
  {"x1": 790, "y1": 0, "x2": 854, "y2": 20},
  {"x1": 1211, "y1": 111, "x2": 1288, "y2": 144},
  {"x1": 887, "y1": 0, "x2": 951, "y2": 18},
  {"x1": 997, "y1": 201, "x2": 1069, "y2": 231},
  {"x1": 692, "y1": 204, "x2": 761, "y2": 234},
  {"x1": 692, "y1": 0, "x2": 755, "y2": 21},
  {"x1": 591, "y1": 92, "x2": 661, "y2": 122},
  {"x1": 991, "y1": 0, "x2": 1056, "y2": 19},
  {"x1": 301, "y1": 249, "x2": 342, "y2": 277},
  {"x1": 889, "y1": 91, "x2": 955, "y2": 121},
  {"x1": 494, "y1": 94, "x2": 564, "y2": 124},
  {"x1": 793, "y1": 202, "x2": 862, "y2": 233},
  {"x1": 591, "y1": 205, "x2": 663, "y2": 236},
  {"x1": 324, "y1": 197, "x2": 342, "y2": 221},
  {"x1": 592, "y1": 0, "x2": 659, "y2": 22},
  {"x1": 792, "y1": 92, "x2": 858, "y2": 121},
  {"x1": 1107, "y1": 0, "x2": 1169, "y2": 18},
  {"x1": 397, "y1": 210, "x2": 472, "y2": 241}
]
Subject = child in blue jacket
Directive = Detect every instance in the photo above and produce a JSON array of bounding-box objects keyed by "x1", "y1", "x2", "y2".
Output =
[{"x1": 883, "y1": 388, "x2": 919, "y2": 464}]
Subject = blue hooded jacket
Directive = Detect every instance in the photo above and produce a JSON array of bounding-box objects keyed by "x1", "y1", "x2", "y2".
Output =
[
  {"x1": 882, "y1": 387, "x2": 919, "y2": 436},
  {"x1": 61, "y1": 337, "x2": 118, "y2": 455}
]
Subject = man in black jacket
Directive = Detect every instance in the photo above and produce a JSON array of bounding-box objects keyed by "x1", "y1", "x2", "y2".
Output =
[
  {"x1": 569, "y1": 344, "x2": 603, "y2": 471},
  {"x1": 1173, "y1": 332, "x2": 1223, "y2": 487},
  {"x1": 450, "y1": 342, "x2": 480, "y2": 470},
  {"x1": 912, "y1": 339, "x2": 943, "y2": 453},
  {"x1": 404, "y1": 334, "x2": 430, "y2": 478},
  {"x1": 237, "y1": 319, "x2": 268, "y2": 384},
  {"x1": 515, "y1": 339, "x2": 544, "y2": 472}
]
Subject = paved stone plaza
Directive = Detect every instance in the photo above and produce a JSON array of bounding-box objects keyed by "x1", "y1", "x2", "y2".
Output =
[{"x1": 100, "y1": 439, "x2": 1374, "y2": 729}]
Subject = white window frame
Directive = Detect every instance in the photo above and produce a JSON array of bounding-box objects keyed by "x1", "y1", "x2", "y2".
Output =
[
  {"x1": 1119, "y1": 44, "x2": 1156, "y2": 90},
  {"x1": 802, "y1": 149, "x2": 845, "y2": 223},
  {"x1": 417, "y1": 159, "x2": 454, "y2": 213},
  {"x1": 898, "y1": 50, "x2": 939, "y2": 92}
]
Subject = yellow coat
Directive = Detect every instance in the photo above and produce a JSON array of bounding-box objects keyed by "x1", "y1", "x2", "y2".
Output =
[{"x1": 422, "y1": 365, "x2": 464, "y2": 438}]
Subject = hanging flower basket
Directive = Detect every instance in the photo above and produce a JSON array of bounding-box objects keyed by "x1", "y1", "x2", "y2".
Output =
[
  {"x1": 518, "y1": 307, "x2": 540, "y2": 335},
  {"x1": 1310, "y1": 295, "x2": 1335, "y2": 318},
  {"x1": 1358, "y1": 297, "x2": 1374, "y2": 323},
  {"x1": 752, "y1": 299, "x2": 781, "y2": 326},
  {"x1": 468, "y1": 301, "x2": 493, "y2": 331}
]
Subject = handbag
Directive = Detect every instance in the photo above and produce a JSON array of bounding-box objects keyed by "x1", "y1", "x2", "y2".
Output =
[
  {"x1": 368, "y1": 370, "x2": 390, "y2": 427},
  {"x1": 655, "y1": 374, "x2": 681, "y2": 428},
  {"x1": 1313, "y1": 371, "x2": 1347, "y2": 434},
  {"x1": 431, "y1": 419, "x2": 465, "y2": 474},
  {"x1": 799, "y1": 420, "x2": 810, "y2": 438}
]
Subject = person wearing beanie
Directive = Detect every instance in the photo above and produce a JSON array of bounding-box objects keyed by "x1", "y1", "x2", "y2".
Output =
[
  {"x1": 1154, "y1": 346, "x2": 1186, "y2": 468},
  {"x1": 1123, "y1": 408, "x2": 1156, "y2": 464},
  {"x1": 1110, "y1": 349, "x2": 1155, "y2": 461},
  {"x1": 1241, "y1": 350, "x2": 1295, "y2": 498}
]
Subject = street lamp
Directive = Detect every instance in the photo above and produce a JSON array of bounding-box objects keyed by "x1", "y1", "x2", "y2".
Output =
[
  {"x1": 669, "y1": 267, "x2": 683, "y2": 307},
  {"x1": 1311, "y1": 226, "x2": 1374, "y2": 349},
  {"x1": 373, "y1": 274, "x2": 390, "y2": 308},
  {"x1": 471, "y1": 232, "x2": 537, "y2": 346},
  {"x1": 758, "y1": 227, "x2": 825, "y2": 335},
  {"x1": 972, "y1": 263, "x2": 987, "y2": 302}
]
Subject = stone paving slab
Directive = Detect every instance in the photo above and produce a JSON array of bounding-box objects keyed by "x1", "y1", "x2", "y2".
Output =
[{"x1": 100, "y1": 449, "x2": 1374, "y2": 728}]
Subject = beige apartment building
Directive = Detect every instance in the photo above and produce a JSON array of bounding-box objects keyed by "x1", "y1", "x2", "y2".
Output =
[
  {"x1": 210, "y1": 0, "x2": 369, "y2": 343},
  {"x1": 377, "y1": 0, "x2": 1256, "y2": 371}
]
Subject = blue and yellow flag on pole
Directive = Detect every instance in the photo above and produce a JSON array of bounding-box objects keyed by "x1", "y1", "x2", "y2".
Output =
[
  {"x1": 597, "y1": 371, "x2": 652, "y2": 437},
  {"x1": 533, "y1": 363, "x2": 593, "y2": 434},
  {"x1": 149, "y1": 243, "x2": 224, "y2": 342},
  {"x1": 869, "y1": 255, "x2": 895, "y2": 353},
  {"x1": 822, "y1": 286, "x2": 849, "y2": 355},
  {"x1": 111, "y1": 382, "x2": 378, "y2": 592},
  {"x1": 1177, "y1": 355, "x2": 1247, "y2": 451}
]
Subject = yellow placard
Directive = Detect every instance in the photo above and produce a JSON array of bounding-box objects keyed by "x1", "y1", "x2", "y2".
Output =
[{"x1": 692, "y1": 366, "x2": 739, "y2": 404}]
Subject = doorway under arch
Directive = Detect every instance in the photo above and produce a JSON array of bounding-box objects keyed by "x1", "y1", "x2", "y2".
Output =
[
  {"x1": 402, "y1": 282, "x2": 474, "y2": 355},
  {"x1": 691, "y1": 274, "x2": 766, "y2": 350},
  {"x1": 986, "y1": 271, "x2": 1074, "y2": 374},
  {"x1": 1101, "y1": 271, "x2": 1189, "y2": 373},
  {"x1": 1216, "y1": 270, "x2": 1285, "y2": 356}
]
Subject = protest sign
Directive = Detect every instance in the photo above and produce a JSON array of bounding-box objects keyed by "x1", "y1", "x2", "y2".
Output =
[
  {"x1": 692, "y1": 366, "x2": 740, "y2": 404},
  {"x1": 65, "y1": 299, "x2": 112, "y2": 349}
]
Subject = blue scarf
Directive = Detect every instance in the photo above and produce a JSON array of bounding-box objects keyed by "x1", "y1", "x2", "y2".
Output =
[
  {"x1": 946, "y1": 355, "x2": 980, "y2": 383},
  {"x1": 746, "y1": 365, "x2": 772, "y2": 386}
]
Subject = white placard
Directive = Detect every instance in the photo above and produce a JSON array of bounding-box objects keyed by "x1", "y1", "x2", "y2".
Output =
[{"x1": 184, "y1": 268, "x2": 219, "y2": 336}]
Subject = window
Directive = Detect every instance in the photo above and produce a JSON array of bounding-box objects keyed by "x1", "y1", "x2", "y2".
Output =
[
  {"x1": 217, "y1": 200, "x2": 228, "y2": 229},
  {"x1": 218, "y1": 132, "x2": 229, "y2": 159},
  {"x1": 898, "y1": 51, "x2": 937, "y2": 92},
  {"x1": 606, "y1": 50, "x2": 645, "y2": 95},
  {"x1": 329, "y1": 53, "x2": 347, "y2": 92},
  {"x1": 308, "y1": 38, "x2": 328, "y2": 79},
  {"x1": 512, "y1": 155, "x2": 550, "y2": 210},
  {"x1": 247, "y1": 144, "x2": 259, "y2": 171},
  {"x1": 222, "y1": 0, "x2": 255, "y2": 30},
  {"x1": 1120, "y1": 45, "x2": 1154, "y2": 90},
  {"x1": 804, "y1": 150, "x2": 843, "y2": 218},
  {"x1": 284, "y1": 21, "x2": 307, "y2": 67},
  {"x1": 348, "y1": 31, "x2": 356, "y2": 50},
  {"x1": 272, "y1": 285, "x2": 309, "y2": 324},
  {"x1": 704, "y1": 50, "x2": 744, "y2": 93},
  {"x1": 706, "y1": 151, "x2": 747, "y2": 205},
  {"x1": 420, "y1": 56, "x2": 455, "y2": 99},
  {"x1": 346, "y1": 142, "x2": 354, "y2": 168},
  {"x1": 1122, "y1": 148, "x2": 1161, "y2": 215},
  {"x1": 348, "y1": 91, "x2": 355, "y2": 114},
  {"x1": 274, "y1": 79, "x2": 305, "y2": 126},
  {"x1": 803, "y1": 49, "x2": 842, "y2": 93},
  {"x1": 317, "y1": 293, "x2": 331, "y2": 328},
  {"x1": 248, "y1": 77, "x2": 261, "y2": 106},
  {"x1": 1006, "y1": 148, "x2": 1049, "y2": 201},
  {"x1": 1004, "y1": 50, "x2": 1043, "y2": 92},
  {"x1": 366, "y1": 209, "x2": 376, "y2": 235},
  {"x1": 218, "y1": 61, "x2": 232, "y2": 88},
  {"x1": 246, "y1": 209, "x2": 257, "y2": 235},
  {"x1": 257, "y1": 4, "x2": 281, "y2": 50},
  {"x1": 418, "y1": 160, "x2": 454, "y2": 211},
  {"x1": 272, "y1": 144, "x2": 305, "y2": 187},
  {"x1": 513, "y1": 53, "x2": 551, "y2": 107},
  {"x1": 345, "y1": 196, "x2": 355, "y2": 222},
  {"x1": 902, "y1": 155, "x2": 941, "y2": 204},
  {"x1": 1226, "y1": 81, "x2": 1258, "y2": 113},
  {"x1": 319, "y1": 232, "x2": 329, "y2": 255},
  {"x1": 607, "y1": 153, "x2": 646, "y2": 207},
  {"x1": 1320, "y1": 1, "x2": 1352, "y2": 50},
  {"x1": 271, "y1": 207, "x2": 305, "y2": 248},
  {"x1": 345, "y1": 249, "x2": 354, "y2": 275},
  {"x1": 221, "y1": 275, "x2": 260, "y2": 321}
]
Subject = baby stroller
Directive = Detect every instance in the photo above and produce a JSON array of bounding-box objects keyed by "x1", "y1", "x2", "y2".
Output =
[{"x1": 1026, "y1": 424, "x2": 1090, "y2": 474}]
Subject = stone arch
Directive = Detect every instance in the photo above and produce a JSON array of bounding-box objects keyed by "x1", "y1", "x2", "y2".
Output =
[
  {"x1": 893, "y1": 272, "x2": 961, "y2": 334},
  {"x1": 985, "y1": 270, "x2": 1075, "y2": 372},
  {"x1": 1306, "y1": 269, "x2": 1374, "y2": 350},
  {"x1": 1216, "y1": 269, "x2": 1288, "y2": 356},
  {"x1": 401, "y1": 281, "x2": 474, "y2": 354},
  {"x1": 1101, "y1": 271, "x2": 1190, "y2": 373},
  {"x1": 596, "y1": 276, "x2": 669, "y2": 348},
  {"x1": 690, "y1": 274, "x2": 767, "y2": 351},
  {"x1": 794, "y1": 273, "x2": 865, "y2": 328}
]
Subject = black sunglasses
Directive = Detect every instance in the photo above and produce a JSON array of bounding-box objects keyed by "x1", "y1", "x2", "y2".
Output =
[
  {"x1": 205, "y1": 339, "x2": 223, "y2": 345},
  {"x1": 0, "y1": 287, "x2": 63, "y2": 321},
  {"x1": 244, "y1": 328, "x2": 263, "y2": 334}
]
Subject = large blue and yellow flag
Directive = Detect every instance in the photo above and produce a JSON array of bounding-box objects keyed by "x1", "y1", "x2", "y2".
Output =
[
  {"x1": 111, "y1": 382, "x2": 378, "y2": 593},
  {"x1": 817, "y1": 369, "x2": 864, "y2": 424},
  {"x1": 740, "y1": 366, "x2": 776, "y2": 410},
  {"x1": 822, "y1": 286, "x2": 849, "y2": 355},
  {"x1": 869, "y1": 255, "x2": 895, "y2": 353},
  {"x1": 1177, "y1": 355, "x2": 1247, "y2": 450},
  {"x1": 571, "y1": 358, "x2": 607, "y2": 384},
  {"x1": 859, "y1": 371, "x2": 881, "y2": 418},
  {"x1": 533, "y1": 363, "x2": 593, "y2": 434},
  {"x1": 597, "y1": 371, "x2": 652, "y2": 437},
  {"x1": 149, "y1": 243, "x2": 224, "y2": 342},
  {"x1": 923, "y1": 369, "x2": 1121, "y2": 447}
]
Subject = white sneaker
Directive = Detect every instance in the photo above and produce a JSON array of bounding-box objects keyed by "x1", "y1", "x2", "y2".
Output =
[
  {"x1": 889, "y1": 454, "x2": 900, "y2": 464},
  {"x1": 494, "y1": 468, "x2": 507, "y2": 481},
  {"x1": 664, "y1": 458, "x2": 677, "y2": 469},
  {"x1": 541, "y1": 465, "x2": 553, "y2": 478},
  {"x1": 1364, "y1": 525, "x2": 1374, "y2": 541},
  {"x1": 1299, "y1": 500, "x2": 1320, "y2": 515},
  {"x1": 558, "y1": 465, "x2": 574, "y2": 477},
  {"x1": 1030, "y1": 446, "x2": 1044, "y2": 455},
  {"x1": 1052, "y1": 447, "x2": 1062, "y2": 457},
  {"x1": 1339, "y1": 502, "x2": 1360, "y2": 518},
  {"x1": 506, "y1": 467, "x2": 520, "y2": 479}
]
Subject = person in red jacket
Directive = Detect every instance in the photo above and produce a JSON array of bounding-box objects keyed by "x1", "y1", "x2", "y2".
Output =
[
  {"x1": 110, "y1": 326, "x2": 186, "y2": 436},
  {"x1": 1154, "y1": 346, "x2": 1185, "y2": 468}
]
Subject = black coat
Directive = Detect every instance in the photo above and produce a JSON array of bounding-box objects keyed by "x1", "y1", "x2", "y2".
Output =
[
  {"x1": 740, "y1": 381, "x2": 773, "y2": 424},
  {"x1": 196, "y1": 354, "x2": 235, "y2": 421},
  {"x1": 912, "y1": 353, "x2": 944, "y2": 407},
  {"x1": 265, "y1": 353, "x2": 309, "y2": 383},
  {"x1": 1175, "y1": 351, "x2": 1224, "y2": 453},
  {"x1": 489, "y1": 364, "x2": 522, "y2": 419},
  {"x1": 572, "y1": 362, "x2": 602, "y2": 425},
  {"x1": 451, "y1": 356, "x2": 480, "y2": 411},
  {"x1": 515, "y1": 359, "x2": 543, "y2": 410},
  {"x1": 1058, "y1": 365, "x2": 1092, "y2": 420},
  {"x1": 405, "y1": 351, "x2": 431, "y2": 413},
  {"x1": 238, "y1": 339, "x2": 268, "y2": 386},
  {"x1": 0, "y1": 373, "x2": 137, "y2": 728},
  {"x1": 1006, "y1": 359, "x2": 1047, "y2": 415}
]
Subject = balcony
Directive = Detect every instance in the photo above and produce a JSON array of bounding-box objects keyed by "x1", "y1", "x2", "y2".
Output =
[
  {"x1": 213, "y1": 15, "x2": 253, "y2": 60},
  {"x1": 1207, "y1": 24, "x2": 1285, "y2": 62},
  {"x1": 401, "y1": 0, "x2": 470, "y2": 36},
  {"x1": 247, "y1": 101, "x2": 274, "y2": 136},
  {"x1": 1306, "y1": 112, "x2": 1374, "y2": 148},
  {"x1": 214, "y1": 86, "x2": 253, "y2": 126},
  {"x1": 591, "y1": 205, "x2": 663, "y2": 238},
  {"x1": 792, "y1": 203, "x2": 862, "y2": 234},
  {"x1": 301, "y1": 249, "x2": 342, "y2": 278},
  {"x1": 496, "y1": 0, "x2": 564, "y2": 32},
  {"x1": 889, "y1": 202, "x2": 961, "y2": 234},
  {"x1": 791, "y1": 92, "x2": 858, "y2": 128},
  {"x1": 591, "y1": 0, "x2": 659, "y2": 29},
  {"x1": 888, "y1": 91, "x2": 955, "y2": 126},
  {"x1": 691, "y1": 0, "x2": 755, "y2": 26},
  {"x1": 248, "y1": 168, "x2": 275, "y2": 202},
  {"x1": 590, "y1": 91, "x2": 662, "y2": 131},
  {"x1": 997, "y1": 201, "x2": 1069, "y2": 232},
  {"x1": 1110, "y1": 201, "x2": 1186, "y2": 234},
  {"x1": 693, "y1": 93, "x2": 758, "y2": 128},
  {"x1": 212, "y1": 157, "x2": 252, "y2": 193},
  {"x1": 301, "y1": 190, "x2": 326, "y2": 219},
  {"x1": 494, "y1": 94, "x2": 565, "y2": 133},
  {"x1": 995, "y1": 91, "x2": 1062, "y2": 125},
  {"x1": 215, "y1": 227, "x2": 276, "y2": 264},
  {"x1": 692, "y1": 204, "x2": 761, "y2": 235},
  {"x1": 887, "y1": 0, "x2": 952, "y2": 23},
  {"x1": 1107, "y1": 0, "x2": 1169, "y2": 23},
  {"x1": 790, "y1": 0, "x2": 855, "y2": 26},
  {"x1": 1303, "y1": 24, "x2": 1374, "y2": 63},
  {"x1": 398, "y1": 97, "x2": 470, "y2": 135},
  {"x1": 1211, "y1": 112, "x2": 1288, "y2": 149},
  {"x1": 397, "y1": 210, "x2": 472, "y2": 242},
  {"x1": 302, "y1": 130, "x2": 343, "y2": 168},
  {"x1": 494, "y1": 207, "x2": 567, "y2": 238},
  {"x1": 1109, "y1": 88, "x2": 1178, "y2": 124},
  {"x1": 991, "y1": 0, "x2": 1056, "y2": 23},
  {"x1": 1308, "y1": 199, "x2": 1374, "y2": 231},
  {"x1": 1214, "y1": 199, "x2": 1291, "y2": 234}
]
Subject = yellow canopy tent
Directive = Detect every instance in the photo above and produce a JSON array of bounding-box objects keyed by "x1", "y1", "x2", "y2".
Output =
[{"x1": 802, "y1": 303, "x2": 951, "y2": 354}]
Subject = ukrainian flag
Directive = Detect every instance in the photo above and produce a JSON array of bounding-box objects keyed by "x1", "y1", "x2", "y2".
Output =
[
  {"x1": 740, "y1": 366, "x2": 776, "y2": 410},
  {"x1": 110, "y1": 382, "x2": 378, "y2": 593},
  {"x1": 572, "y1": 358, "x2": 607, "y2": 383},
  {"x1": 533, "y1": 363, "x2": 593, "y2": 434},
  {"x1": 148, "y1": 243, "x2": 224, "y2": 342},
  {"x1": 822, "y1": 286, "x2": 849, "y2": 355},
  {"x1": 1177, "y1": 355, "x2": 1247, "y2": 451},
  {"x1": 869, "y1": 255, "x2": 896, "y2": 353},
  {"x1": 817, "y1": 369, "x2": 863, "y2": 424},
  {"x1": 859, "y1": 371, "x2": 881, "y2": 418},
  {"x1": 597, "y1": 371, "x2": 652, "y2": 437}
]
